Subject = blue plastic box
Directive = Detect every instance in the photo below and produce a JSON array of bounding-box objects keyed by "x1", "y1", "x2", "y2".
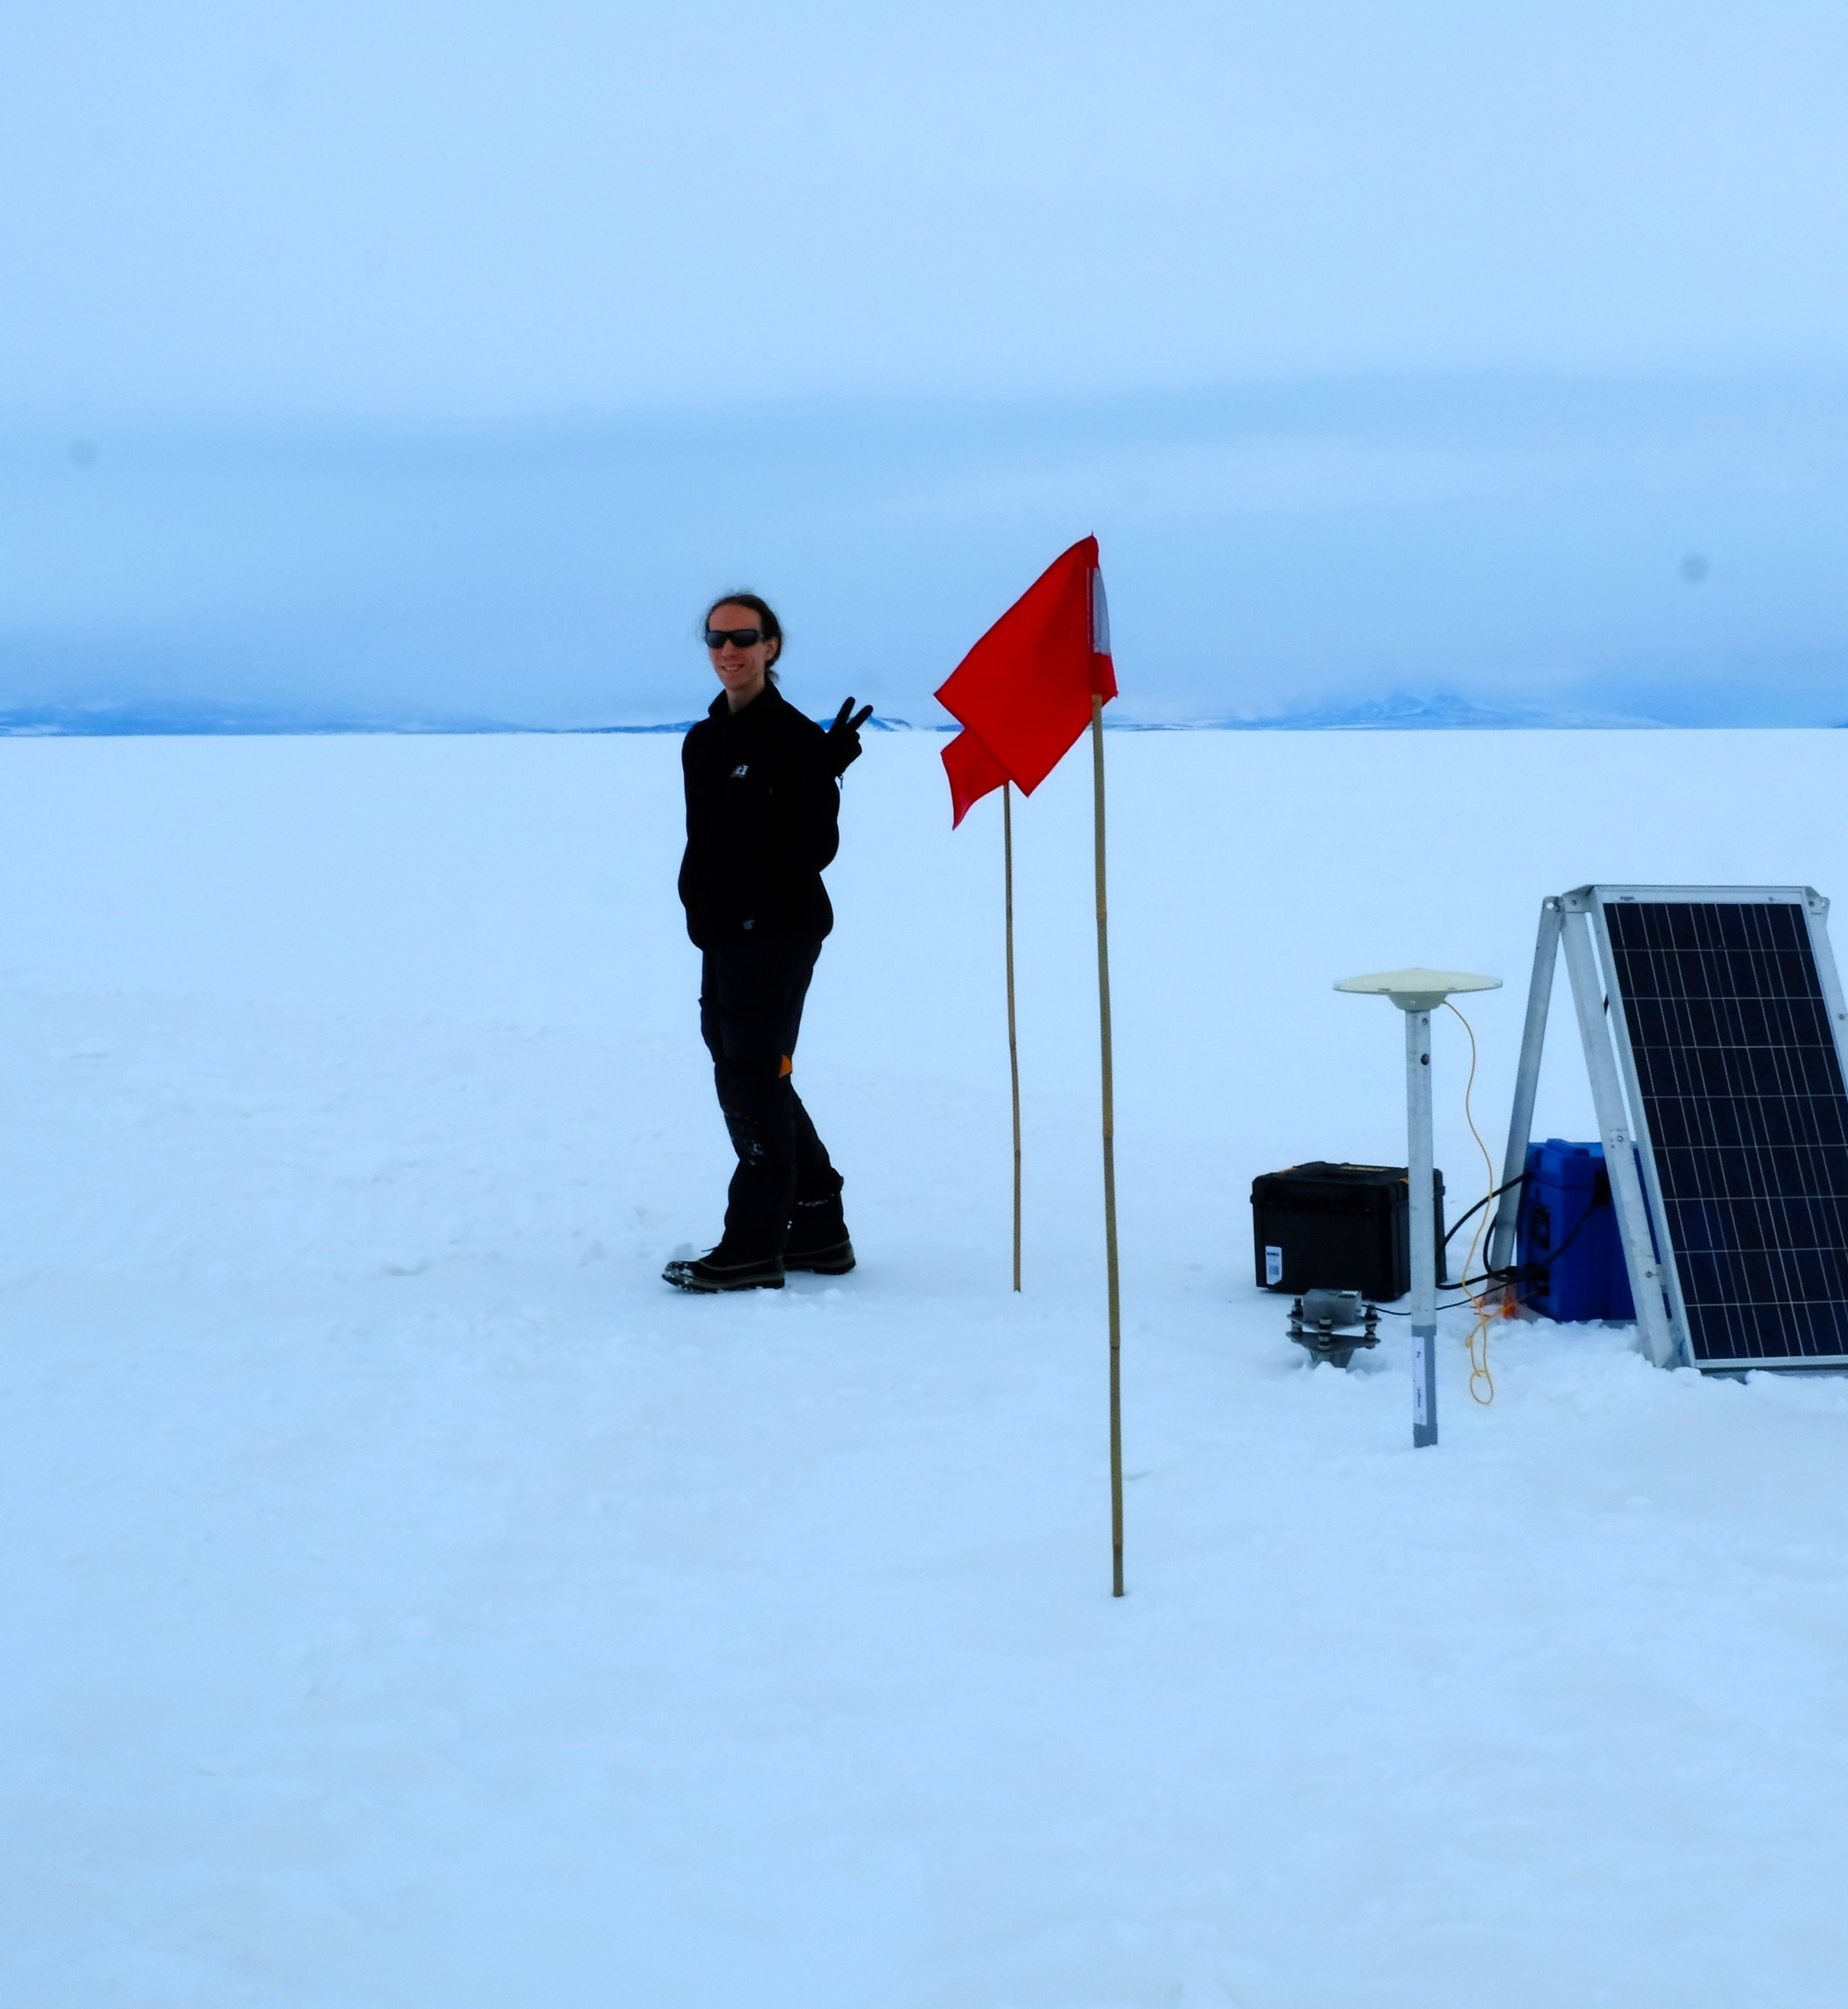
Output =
[{"x1": 1515, "y1": 1139, "x2": 1635, "y2": 1323}]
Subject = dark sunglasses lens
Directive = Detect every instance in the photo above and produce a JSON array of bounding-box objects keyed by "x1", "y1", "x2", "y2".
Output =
[{"x1": 705, "y1": 627, "x2": 762, "y2": 649}]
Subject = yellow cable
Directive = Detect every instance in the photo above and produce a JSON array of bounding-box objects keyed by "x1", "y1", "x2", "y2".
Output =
[{"x1": 1444, "y1": 1000, "x2": 1498, "y2": 1405}]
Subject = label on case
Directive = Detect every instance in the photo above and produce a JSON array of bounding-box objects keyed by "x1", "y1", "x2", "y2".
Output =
[{"x1": 1265, "y1": 1245, "x2": 1283, "y2": 1286}]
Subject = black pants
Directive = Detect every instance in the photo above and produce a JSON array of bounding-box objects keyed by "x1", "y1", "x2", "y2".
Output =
[{"x1": 700, "y1": 936, "x2": 842, "y2": 1259}]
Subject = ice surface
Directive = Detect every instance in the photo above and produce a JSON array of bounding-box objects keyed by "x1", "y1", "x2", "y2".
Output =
[{"x1": 5, "y1": 729, "x2": 1848, "y2": 2006}]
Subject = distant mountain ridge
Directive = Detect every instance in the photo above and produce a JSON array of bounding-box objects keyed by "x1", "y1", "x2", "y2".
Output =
[
  {"x1": 0, "y1": 702, "x2": 933, "y2": 738},
  {"x1": 0, "y1": 693, "x2": 1760, "y2": 736},
  {"x1": 0, "y1": 699, "x2": 518, "y2": 737},
  {"x1": 0, "y1": 705, "x2": 939, "y2": 737},
  {"x1": 1204, "y1": 691, "x2": 1668, "y2": 731}
]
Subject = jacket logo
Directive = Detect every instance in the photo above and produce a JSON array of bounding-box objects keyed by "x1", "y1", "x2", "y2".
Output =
[{"x1": 730, "y1": 764, "x2": 749, "y2": 778}]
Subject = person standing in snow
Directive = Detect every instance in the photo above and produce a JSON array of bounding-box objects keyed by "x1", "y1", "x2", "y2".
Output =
[{"x1": 663, "y1": 593, "x2": 870, "y2": 1292}]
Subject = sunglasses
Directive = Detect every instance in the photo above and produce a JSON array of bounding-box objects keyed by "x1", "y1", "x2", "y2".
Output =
[{"x1": 705, "y1": 627, "x2": 764, "y2": 649}]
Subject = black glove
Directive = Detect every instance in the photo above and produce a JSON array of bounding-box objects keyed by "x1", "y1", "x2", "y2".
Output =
[{"x1": 824, "y1": 697, "x2": 874, "y2": 776}]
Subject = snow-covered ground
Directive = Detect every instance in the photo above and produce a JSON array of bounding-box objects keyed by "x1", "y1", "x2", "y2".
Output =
[{"x1": 6, "y1": 727, "x2": 1848, "y2": 2007}]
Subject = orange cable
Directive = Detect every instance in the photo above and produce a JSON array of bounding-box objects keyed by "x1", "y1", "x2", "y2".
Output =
[{"x1": 1444, "y1": 1000, "x2": 1498, "y2": 1405}]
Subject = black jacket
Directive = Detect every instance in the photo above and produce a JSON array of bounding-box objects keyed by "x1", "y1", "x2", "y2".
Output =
[{"x1": 678, "y1": 684, "x2": 840, "y2": 948}]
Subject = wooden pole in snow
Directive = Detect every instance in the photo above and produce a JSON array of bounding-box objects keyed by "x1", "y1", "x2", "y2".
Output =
[
  {"x1": 1090, "y1": 694, "x2": 1125, "y2": 1597},
  {"x1": 1004, "y1": 782, "x2": 1022, "y2": 1293}
]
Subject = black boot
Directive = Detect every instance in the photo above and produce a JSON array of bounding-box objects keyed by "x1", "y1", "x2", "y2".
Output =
[
  {"x1": 663, "y1": 1245, "x2": 786, "y2": 1293},
  {"x1": 785, "y1": 1183, "x2": 855, "y2": 1275}
]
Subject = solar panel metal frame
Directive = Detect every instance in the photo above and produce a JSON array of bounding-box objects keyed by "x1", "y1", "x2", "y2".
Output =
[{"x1": 1492, "y1": 884, "x2": 1848, "y2": 1373}]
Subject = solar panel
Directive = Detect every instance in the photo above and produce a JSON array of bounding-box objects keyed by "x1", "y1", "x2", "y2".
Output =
[
  {"x1": 1493, "y1": 885, "x2": 1848, "y2": 1372},
  {"x1": 1597, "y1": 890, "x2": 1848, "y2": 1369}
]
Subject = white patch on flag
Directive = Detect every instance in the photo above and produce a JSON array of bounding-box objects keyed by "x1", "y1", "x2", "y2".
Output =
[{"x1": 1090, "y1": 569, "x2": 1111, "y2": 656}]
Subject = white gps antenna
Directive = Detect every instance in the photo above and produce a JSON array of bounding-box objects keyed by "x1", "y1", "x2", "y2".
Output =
[{"x1": 1335, "y1": 968, "x2": 1501, "y2": 1448}]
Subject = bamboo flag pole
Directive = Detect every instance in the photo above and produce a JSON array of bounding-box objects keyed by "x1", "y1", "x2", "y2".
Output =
[
  {"x1": 1090, "y1": 693, "x2": 1125, "y2": 1597},
  {"x1": 1004, "y1": 781, "x2": 1023, "y2": 1292}
]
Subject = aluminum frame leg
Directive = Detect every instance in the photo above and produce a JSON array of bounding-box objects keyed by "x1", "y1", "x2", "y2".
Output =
[
  {"x1": 1488, "y1": 898, "x2": 1563, "y2": 1280},
  {"x1": 1559, "y1": 906, "x2": 1680, "y2": 1367}
]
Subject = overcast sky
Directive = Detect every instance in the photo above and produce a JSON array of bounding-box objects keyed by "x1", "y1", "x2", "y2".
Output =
[
  {"x1": 7, "y1": 1, "x2": 1848, "y2": 421},
  {"x1": 4, "y1": 4, "x2": 1846, "y2": 727}
]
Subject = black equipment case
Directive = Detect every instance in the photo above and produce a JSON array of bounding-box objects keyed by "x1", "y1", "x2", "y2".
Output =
[{"x1": 1251, "y1": 1162, "x2": 1448, "y2": 1300}]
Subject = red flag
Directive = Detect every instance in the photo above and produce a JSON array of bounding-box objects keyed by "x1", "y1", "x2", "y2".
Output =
[
  {"x1": 936, "y1": 534, "x2": 1116, "y2": 825},
  {"x1": 941, "y1": 727, "x2": 1012, "y2": 830}
]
